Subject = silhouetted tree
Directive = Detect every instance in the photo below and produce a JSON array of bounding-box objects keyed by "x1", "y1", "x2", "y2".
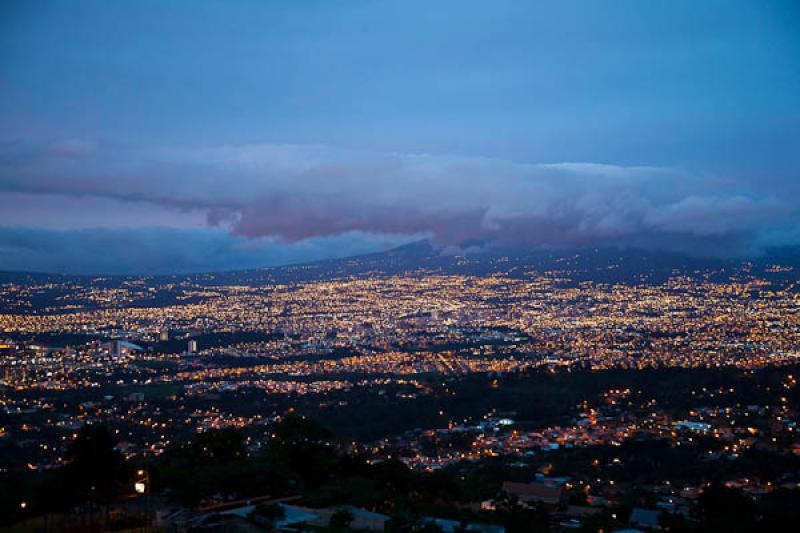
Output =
[
  {"x1": 418, "y1": 521, "x2": 444, "y2": 533},
  {"x1": 63, "y1": 424, "x2": 129, "y2": 504},
  {"x1": 272, "y1": 416, "x2": 333, "y2": 446},
  {"x1": 248, "y1": 502, "x2": 285, "y2": 527},
  {"x1": 696, "y1": 483, "x2": 757, "y2": 532},
  {"x1": 330, "y1": 508, "x2": 355, "y2": 530}
]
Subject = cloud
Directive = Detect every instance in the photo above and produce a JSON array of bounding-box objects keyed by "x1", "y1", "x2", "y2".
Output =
[
  {"x1": 47, "y1": 139, "x2": 98, "y2": 159},
  {"x1": 0, "y1": 226, "x2": 414, "y2": 275},
  {"x1": 643, "y1": 195, "x2": 787, "y2": 237},
  {"x1": 0, "y1": 139, "x2": 797, "y2": 260}
]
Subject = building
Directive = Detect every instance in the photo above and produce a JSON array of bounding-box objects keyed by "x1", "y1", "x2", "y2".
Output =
[
  {"x1": 304, "y1": 505, "x2": 390, "y2": 531},
  {"x1": 112, "y1": 340, "x2": 143, "y2": 356},
  {"x1": 188, "y1": 339, "x2": 198, "y2": 353},
  {"x1": 629, "y1": 507, "x2": 662, "y2": 529},
  {"x1": 124, "y1": 392, "x2": 145, "y2": 402},
  {"x1": 423, "y1": 517, "x2": 505, "y2": 533},
  {"x1": 0, "y1": 342, "x2": 17, "y2": 356},
  {"x1": 501, "y1": 481, "x2": 566, "y2": 508}
]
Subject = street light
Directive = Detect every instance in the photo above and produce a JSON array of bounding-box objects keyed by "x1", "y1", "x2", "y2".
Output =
[{"x1": 134, "y1": 468, "x2": 148, "y2": 494}]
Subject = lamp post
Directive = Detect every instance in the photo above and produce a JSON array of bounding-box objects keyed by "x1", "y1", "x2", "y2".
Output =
[
  {"x1": 134, "y1": 469, "x2": 149, "y2": 493},
  {"x1": 134, "y1": 468, "x2": 151, "y2": 530}
]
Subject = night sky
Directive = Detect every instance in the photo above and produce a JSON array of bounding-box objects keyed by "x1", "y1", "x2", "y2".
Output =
[{"x1": 1, "y1": 1, "x2": 799, "y2": 273}]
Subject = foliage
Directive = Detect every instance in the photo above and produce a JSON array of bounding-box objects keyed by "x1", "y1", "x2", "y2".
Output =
[
  {"x1": 695, "y1": 483, "x2": 757, "y2": 532},
  {"x1": 249, "y1": 502, "x2": 286, "y2": 525},
  {"x1": 329, "y1": 508, "x2": 355, "y2": 529},
  {"x1": 62, "y1": 424, "x2": 130, "y2": 504}
]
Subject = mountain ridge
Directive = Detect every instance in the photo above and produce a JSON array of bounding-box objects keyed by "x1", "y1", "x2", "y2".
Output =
[{"x1": 2, "y1": 241, "x2": 798, "y2": 286}]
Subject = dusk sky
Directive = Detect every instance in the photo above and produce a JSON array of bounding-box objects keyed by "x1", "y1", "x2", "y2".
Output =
[{"x1": 1, "y1": 0, "x2": 799, "y2": 274}]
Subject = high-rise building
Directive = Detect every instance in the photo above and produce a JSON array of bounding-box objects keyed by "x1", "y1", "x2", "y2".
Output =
[
  {"x1": 159, "y1": 329, "x2": 170, "y2": 342},
  {"x1": 188, "y1": 339, "x2": 198, "y2": 353}
]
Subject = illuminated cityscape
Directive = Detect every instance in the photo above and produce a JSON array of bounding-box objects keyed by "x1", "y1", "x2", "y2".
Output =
[
  {"x1": 2, "y1": 1, "x2": 800, "y2": 531},
  {"x1": 1, "y1": 247, "x2": 799, "y2": 531}
]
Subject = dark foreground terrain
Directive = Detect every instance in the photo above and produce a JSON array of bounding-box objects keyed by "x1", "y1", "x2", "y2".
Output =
[{"x1": 2, "y1": 365, "x2": 799, "y2": 532}]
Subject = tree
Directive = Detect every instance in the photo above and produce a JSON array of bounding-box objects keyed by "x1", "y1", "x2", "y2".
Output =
[
  {"x1": 454, "y1": 519, "x2": 471, "y2": 533},
  {"x1": 419, "y1": 521, "x2": 444, "y2": 533},
  {"x1": 249, "y1": 502, "x2": 285, "y2": 527},
  {"x1": 696, "y1": 484, "x2": 757, "y2": 532},
  {"x1": 272, "y1": 416, "x2": 333, "y2": 446},
  {"x1": 330, "y1": 508, "x2": 355, "y2": 530},
  {"x1": 64, "y1": 424, "x2": 129, "y2": 503},
  {"x1": 660, "y1": 511, "x2": 699, "y2": 532},
  {"x1": 502, "y1": 505, "x2": 551, "y2": 533},
  {"x1": 190, "y1": 428, "x2": 245, "y2": 462}
]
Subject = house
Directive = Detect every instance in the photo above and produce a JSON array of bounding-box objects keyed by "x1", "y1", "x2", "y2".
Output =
[
  {"x1": 501, "y1": 481, "x2": 565, "y2": 507},
  {"x1": 423, "y1": 517, "x2": 505, "y2": 533},
  {"x1": 303, "y1": 505, "x2": 390, "y2": 531},
  {"x1": 160, "y1": 500, "x2": 317, "y2": 532},
  {"x1": 230, "y1": 503, "x2": 321, "y2": 530},
  {"x1": 124, "y1": 392, "x2": 145, "y2": 402},
  {"x1": 344, "y1": 507, "x2": 390, "y2": 531},
  {"x1": 629, "y1": 507, "x2": 662, "y2": 529},
  {"x1": 564, "y1": 505, "x2": 601, "y2": 518},
  {"x1": 273, "y1": 504, "x2": 320, "y2": 530}
]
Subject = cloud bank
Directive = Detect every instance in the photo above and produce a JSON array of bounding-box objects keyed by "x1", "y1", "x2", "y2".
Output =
[
  {"x1": 0, "y1": 226, "x2": 414, "y2": 275},
  {"x1": 1, "y1": 139, "x2": 798, "y2": 272}
]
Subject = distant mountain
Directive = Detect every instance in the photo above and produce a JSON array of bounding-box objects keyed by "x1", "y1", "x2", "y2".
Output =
[
  {"x1": 182, "y1": 241, "x2": 800, "y2": 286},
  {"x1": 2, "y1": 241, "x2": 799, "y2": 287}
]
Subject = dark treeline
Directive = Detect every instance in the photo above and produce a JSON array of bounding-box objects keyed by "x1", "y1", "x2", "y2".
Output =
[
  {"x1": 2, "y1": 365, "x2": 800, "y2": 531},
  {"x1": 4, "y1": 416, "x2": 800, "y2": 532}
]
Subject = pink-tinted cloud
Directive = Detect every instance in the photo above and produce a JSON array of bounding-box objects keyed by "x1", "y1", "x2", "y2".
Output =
[{"x1": 0, "y1": 139, "x2": 797, "y2": 255}]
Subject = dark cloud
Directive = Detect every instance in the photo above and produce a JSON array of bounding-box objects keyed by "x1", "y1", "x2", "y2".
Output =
[
  {"x1": 0, "y1": 140, "x2": 798, "y2": 263},
  {"x1": 0, "y1": 226, "x2": 412, "y2": 275}
]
